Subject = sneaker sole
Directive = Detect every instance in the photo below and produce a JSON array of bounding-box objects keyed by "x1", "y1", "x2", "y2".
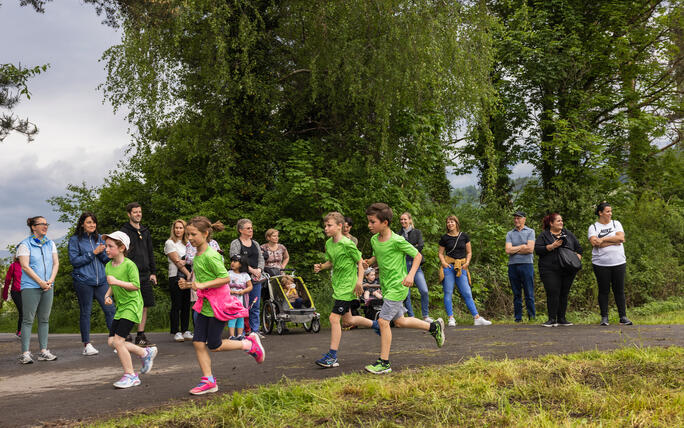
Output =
[
  {"x1": 315, "y1": 361, "x2": 339, "y2": 368},
  {"x1": 37, "y1": 357, "x2": 57, "y2": 361},
  {"x1": 365, "y1": 367, "x2": 392, "y2": 374},
  {"x1": 190, "y1": 385, "x2": 218, "y2": 395},
  {"x1": 114, "y1": 381, "x2": 141, "y2": 389},
  {"x1": 541, "y1": 324, "x2": 556, "y2": 328}
]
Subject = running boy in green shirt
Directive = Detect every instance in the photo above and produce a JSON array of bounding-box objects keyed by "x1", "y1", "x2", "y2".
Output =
[
  {"x1": 363, "y1": 203, "x2": 445, "y2": 374},
  {"x1": 313, "y1": 211, "x2": 376, "y2": 368}
]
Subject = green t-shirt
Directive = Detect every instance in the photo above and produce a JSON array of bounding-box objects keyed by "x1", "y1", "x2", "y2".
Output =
[
  {"x1": 371, "y1": 232, "x2": 418, "y2": 301},
  {"x1": 105, "y1": 258, "x2": 143, "y2": 323},
  {"x1": 193, "y1": 247, "x2": 229, "y2": 318},
  {"x1": 325, "y1": 236, "x2": 362, "y2": 301}
]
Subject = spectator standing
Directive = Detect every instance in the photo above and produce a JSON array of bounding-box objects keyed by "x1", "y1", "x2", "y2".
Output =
[
  {"x1": 535, "y1": 212, "x2": 583, "y2": 327},
  {"x1": 17, "y1": 216, "x2": 59, "y2": 364},
  {"x1": 589, "y1": 202, "x2": 632, "y2": 326},
  {"x1": 229, "y1": 219, "x2": 265, "y2": 336},
  {"x1": 343, "y1": 216, "x2": 359, "y2": 246},
  {"x1": 505, "y1": 211, "x2": 536, "y2": 322},
  {"x1": 261, "y1": 229, "x2": 289, "y2": 276},
  {"x1": 398, "y1": 212, "x2": 432, "y2": 322},
  {"x1": 120, "y1": 202, "x2": 157, "y2": 346},
  {"x1": 68, "y1": 212, "x2": 116, "y2": 356},
  {"x1": 3, "y1": 256, "x2": 23, "y2": 338},
  {"x1": 164, "y1": 219, "x2": 193, "y2": 342}
]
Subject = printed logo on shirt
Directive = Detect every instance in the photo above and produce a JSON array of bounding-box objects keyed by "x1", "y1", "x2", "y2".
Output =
[{"x1": 597, "y1": 228, "x2": 613, "y2": 239}]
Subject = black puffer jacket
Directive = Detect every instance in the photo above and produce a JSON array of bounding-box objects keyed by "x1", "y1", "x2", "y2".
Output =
[{"x1": 121, "y1": 222, "x2": 156, "y2": 276}]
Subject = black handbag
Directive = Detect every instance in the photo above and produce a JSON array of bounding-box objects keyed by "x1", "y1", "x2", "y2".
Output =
[{"x1": 558, "y1": 245, "x2": 581, "y2": 272}]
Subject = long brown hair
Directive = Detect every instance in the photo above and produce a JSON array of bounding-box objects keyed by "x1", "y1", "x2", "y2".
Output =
[
  {"x1": 445, "y1": 215, "x2": 460, "y2": 233},
  {"x1": 169, "y1": 219, "x2": 188, "y2": 245},
  {"x1": 188, "y1": 217, "x2": 224, "y2": 242}
]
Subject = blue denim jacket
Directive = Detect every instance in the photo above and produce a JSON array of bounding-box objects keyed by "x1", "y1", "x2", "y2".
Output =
[{"x1": 68, "y1": 234, "x2": 109, "y2": 286}]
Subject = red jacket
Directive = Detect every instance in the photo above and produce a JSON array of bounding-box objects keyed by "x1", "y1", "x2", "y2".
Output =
[{"x1": 3, "y1": 261, "x2": 22, "y2": 300}]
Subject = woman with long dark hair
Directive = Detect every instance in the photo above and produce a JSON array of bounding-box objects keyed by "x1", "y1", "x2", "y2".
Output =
[
  {"x1": 2, "y1": 255, "x2": 23, "y2": 338},
  {"x1": 68, "y1": 211, "x2": 115, "y2": 356},
  {"x1": 535, "y1": 212, "x2": 583, "y2": 327},
  {"x1": 17, "y1": 216, "x2": 59, "y2": 363}
]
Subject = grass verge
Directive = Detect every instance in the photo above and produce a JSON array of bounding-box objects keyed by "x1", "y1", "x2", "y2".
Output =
[{"x1": 93, "y1": 346, "x2": 683, "y2": 428}]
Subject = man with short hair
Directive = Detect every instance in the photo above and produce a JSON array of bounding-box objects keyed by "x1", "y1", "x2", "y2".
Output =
[
  {"x1": 343, "y1": 216, "x2": 358, "y2": 246},
  {"x1": 505, "y1": 211, "x2": 536, "y2": 322},
  {"x1": 121, "y1": 202, "x2": 157, "y2": 346}
]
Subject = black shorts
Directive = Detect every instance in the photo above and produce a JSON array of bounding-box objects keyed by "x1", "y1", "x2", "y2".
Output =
[
  {"x1": 331, "y1": 299, "x2": 354, "y2": 316},
  {"x1": 193, "y1": 312, "x2": 227, "y2": 350},
  {"x1": 109, "y1": 318, "x2": 136, "y2": 338},
  {"x1": 139, "y1": 278, "x2": 155, "y2": 307}
]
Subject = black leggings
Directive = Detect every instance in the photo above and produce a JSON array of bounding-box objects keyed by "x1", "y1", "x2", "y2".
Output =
[
  {"x1": 540, "y1": 269, "x2": 577, "y2": 321},
  {"x1": 10, "y1": 290, "x2": 22, "y2": 332},
  {"x1": 593, "y1": 263, "x2": 627, "y2": 317},
  {"x1": 169, "y1": 276, "x2": 191, "y2": 334}
]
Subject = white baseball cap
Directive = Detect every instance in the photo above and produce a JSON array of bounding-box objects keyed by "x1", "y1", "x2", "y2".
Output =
[{"x1": 102, "y1": 231, "x2": 131, "y2": 250}]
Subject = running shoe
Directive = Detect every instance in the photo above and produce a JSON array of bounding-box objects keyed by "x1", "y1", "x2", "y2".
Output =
[
  {"x1": 19, "y1": 352, "x2": 33, "y2": 364},
  {"x1": 182, "y1": 331, "x2": 193, "y2": 341},
  {"x1": 140, "y1": 346, "x2": 158, "y2": 374},
  {"x1": 431, "y1": 318, "x2": 445, "y2": 348},
  {"x1": 113, "y1": 373, "x2": 141, "y2": 389},
  {"x1": 174, "y1": 332, "x2": 184, "y2": 342},
  {"x1": 189, "y1": 376, "x2": 218, "y2": 395},
  {"x1": 447, "y1": 317, "x2": 456, "y2": 327},
  {"x1": 135, "y1": 334, "x2": 155, "y2": 347},
  {"x1": 83, "y1": 343, "x2": 99, "y2": 356},
  {"x1": 365, "y1": 359, "x2": 391, "y2": 374},
  {"x1": 474, "y1": 317, "x2": 492, "y2": 326},
  {"x1": 542, "y1": 319, "x2": 557, "y2": 327},
  {"x1": 557, "y1": 319, "x2": 573, "y2": 326},
  {"x1": 245, "y1": 333, "x2": 265, "y2": 364},
  {"x1": 600, "y1": 317, "x2": 609, "y2": 326},
  {"x1": 315, "y1": 352, "x2": 339, "y2": 368},
  {"x1": 37, "y1": 349, "x2": 57, "y2": 361},
  {"x1": 619, "y1": 317, "x2": 633, "y2": 325}
]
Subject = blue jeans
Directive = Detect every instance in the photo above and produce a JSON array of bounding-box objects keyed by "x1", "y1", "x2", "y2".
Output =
[
  {"x1": 403, "y1": 260, "x2": 429, "y2": 318},
  {"x1": 442, "y1": 266, "x2": 478, "y2": 317},
  {"x1": 248, "y1": 280, "x2": 263, "y2": 332},
  {"x1": 74, "y1": 282, "x2": 116, "y2": 343},
  {"x1": 508, "y1": 264, "x2": 536, "y2": 320}
]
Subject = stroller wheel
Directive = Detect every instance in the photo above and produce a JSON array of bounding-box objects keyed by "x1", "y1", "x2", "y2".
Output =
[
  {"x1": 276, "y1": 320, "x2": 286, "y2": 335},
  {"x1": 311, "y1": 317, "x2": 321, "y2": 333},
  {"x1": 303, "y1": 321, "x2": 312, "y2": 332},
  {"x1": 262, "y1": 302, "x2": 277, "y2": 335}
]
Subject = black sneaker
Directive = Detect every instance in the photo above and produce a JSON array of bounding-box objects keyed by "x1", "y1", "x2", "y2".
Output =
[
  {"x1": 134, "y1": 334, "x2": 155, "y2": 347},
  {"x1": 542, "y1": 319, "x2": 557, "y2": 327},
  {"x1": 125, "y1": 334, "x2": 133, "y2": 342},
  {"x1": 600, "y1": 317, "x2": 609, "y2": 326},
  {"x1": 619, "y1": 317, "x2": 633, "y2": 325},
  {"x1": 557, "y1": 319, "x2": 573, "y2": 326}
]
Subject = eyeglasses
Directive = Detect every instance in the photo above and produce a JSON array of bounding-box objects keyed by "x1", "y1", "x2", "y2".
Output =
[{"x1": 34, "y1": 223, "x2": 49, "y2": 227}]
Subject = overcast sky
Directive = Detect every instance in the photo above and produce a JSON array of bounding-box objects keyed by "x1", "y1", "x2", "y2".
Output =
[{"x1": 1, "y1": 1, "x2": 129, "y2": 250}]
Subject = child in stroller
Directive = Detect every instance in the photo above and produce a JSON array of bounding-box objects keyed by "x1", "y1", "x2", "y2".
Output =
[
  {"x1": 281, "y1": 275, "x2": 305, "y2": 309},
  {"x1": 362, "y1": 268, "x2": 382, "y2": 305}
]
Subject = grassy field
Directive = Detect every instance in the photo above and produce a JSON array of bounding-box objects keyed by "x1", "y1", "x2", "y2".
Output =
[{"x1": 92, "y1": 346, "x2": 683, "y2": 427}]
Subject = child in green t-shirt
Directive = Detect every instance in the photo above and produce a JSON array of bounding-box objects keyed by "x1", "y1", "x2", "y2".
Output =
[
  {"x1": 313, "y1": 211, "x2": 375, "y2": 368},
  {"x1": 102, "y1": 231, "x2": 157, "y2": 389},
  {"x1": 362, "y1": 203, "x2": 445, "y2": 374},
  {"x1": 180, "y1": 216, "x2": 265, "y2": 396}
]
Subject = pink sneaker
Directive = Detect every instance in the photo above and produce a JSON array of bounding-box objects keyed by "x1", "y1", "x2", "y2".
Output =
[
  {"x1": 189, "y1": 376, "x2": 218, "y2": 395},
  {"x1": 245, "y1": 333, "x2": 265, "y2": 364}
]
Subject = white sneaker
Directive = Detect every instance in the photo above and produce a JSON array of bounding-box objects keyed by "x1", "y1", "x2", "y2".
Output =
[
  {"x1": 182, "y1": 331, "x2": 193, "y2": 341},
  {"x1": 424, "y1": 317, "x2": 434, "y2": 323},
  {"x1": 474, "y1": 316, "x2": 492, "y2": 326},
  {"x1": 37, "y1": 349, "x2": 57, "y2": 361},
  {"x1": 447, "y1": 317, "x2": 457, "y2": 327},
  {"x1": 83, "y1": 343, "x2": 99, "y2": 356},
  {"x1": 19, "y1": 352, "x2": 33, "y2": 364},
  {"x1": 174, "y1": 332, "x2": 184, "y2": 342}
]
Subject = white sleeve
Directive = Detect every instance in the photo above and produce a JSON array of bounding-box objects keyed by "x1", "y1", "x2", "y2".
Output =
[
  {"x1": 164, "y1": 239, "x2": 175, "y2": 255},
  {"x1": 614, "y1": 220, "x2": 624, "y2": 233},
  {"x1": 17, "y1": 243, "x2": 30, "y2": 257},
  {"x1": 51, "y1": 242, "x2": 58, "y2": 254},
  {"x1": 588, "y1": 223, "x2": 598, "y2": 239}
]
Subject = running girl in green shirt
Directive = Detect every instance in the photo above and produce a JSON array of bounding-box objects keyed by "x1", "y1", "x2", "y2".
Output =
[
  {"x1": 363, "y1": 203, "x2": 445, "y2": 374},
  {"x1": 102, "y1": 231, "x2": 157, "y2": 389},
  {"x1": 180, "y1": 216, "x2": 265, "y2": 396},
  {"x1": 313, "y1": 212, "x2": 376, "y2": 368}
]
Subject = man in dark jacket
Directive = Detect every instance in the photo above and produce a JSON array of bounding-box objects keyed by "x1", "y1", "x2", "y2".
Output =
[{"x1": 121, "y1": 202, "x2": 157, "y2": 346}]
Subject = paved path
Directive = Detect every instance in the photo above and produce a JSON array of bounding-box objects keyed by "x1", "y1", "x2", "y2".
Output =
[{"x1": 1, "y1": 324, "x2": 682, "y2": 427}]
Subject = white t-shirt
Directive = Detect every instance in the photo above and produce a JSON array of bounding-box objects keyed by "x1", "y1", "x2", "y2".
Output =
[
  {"x1": 588, "y1": 220, "x2": 626, "y2": 267},
  {"x1": 164, "y1": 239, "x2": 187, "y2": 277},
  {"x1": 17, "y1": 241, "x2": 57, "y2": 257},
  {"x1": 228, "y1": 270, "x2": 251, "y2": 307}
]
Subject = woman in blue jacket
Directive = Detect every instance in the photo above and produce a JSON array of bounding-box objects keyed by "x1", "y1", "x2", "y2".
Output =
[{"x1": 68, "y1": 212, "x2": 115, "y2": 356}]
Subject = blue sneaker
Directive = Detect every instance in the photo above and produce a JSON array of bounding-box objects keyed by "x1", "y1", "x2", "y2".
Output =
[
  {"x1": 113, "y1": 373, "x2": 141, "y2": 389},
  {"x1": 140, "y1": 346, "x2": 157, "y2": 374},
  {"x1": 315, "y1": 352, "x2": 339, "y2": 368},
  {"x1": 371, "y1": 320, "x2": 381, "y2": 336}
]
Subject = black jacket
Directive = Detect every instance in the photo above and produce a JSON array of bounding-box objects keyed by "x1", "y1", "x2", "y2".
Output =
[
  {"x1": 121, "y1": 222, "x2": 156, "y2": 276},
  {"x1": 397, "y1": 227, "x2": 425, "y2": 265},
  {"x1": 534, "y1": 228, "x2": 582, "y2": 273}
]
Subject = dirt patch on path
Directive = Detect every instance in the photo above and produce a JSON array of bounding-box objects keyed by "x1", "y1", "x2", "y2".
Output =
[{"x1": 0, "y1": 325, "x2": 682, "y2": 427}]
